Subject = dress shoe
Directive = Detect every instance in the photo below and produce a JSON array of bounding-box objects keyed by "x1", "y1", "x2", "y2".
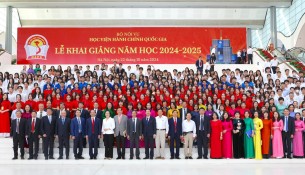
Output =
[
  {"x1": 66, "y1": 157, "x2": 69, "y2": 160},
  {"x1": 78, "y1": 156, "x2": 85, "y2": 159},
  {"x1": 170, "y1": 157, "x2": 174, "y2": 159},
  {"x1": 75, "y1": 157, "x2": 79, "y2": 160},
  {"x1": 129, "y1": 157, "x2": 133, "y2": 160},
  {"x1": 49, "y1": 157, "x2": 55, "y2": 159},
  {"x1": 58, "y1": 157, "x2": 63, "y2": 160},
  {"x1": 34, "y1": 156, "x2": 38, "y2": 160},
  {"x1": 94, "y1": 157, "x2": 97, "y2": 160},
  {"x1": 143, "y1": 157, "x2": 149, "y2": 159},
  {"x1": 175, "y1": 157, "x2": 181, "y2": 159},
  {"x1": 122, "y1": 157, "x2": 125, "y2": 160},
  {"x1": 155, "y1": 156, "x2": 161, "y2": 159},
  {"x1": 203, "y1": 157, "x2": 209, "y2": 159},
  {"x1": 185, "y1": 157, "x2": 189, "y2": 159},
  {"x1": 90, "y1": 157, "x2": 94, "y2": 160},
  {"x1": 116, "y1": 157, "x2": 121, "y2": 160},
  {"x1": 197, "y1": 157, "x2": 202, "y2": 159},
  {"x1": 150, "y1": 157, "x2": 153, "y2": 160},
  {"x1": 189, "y1": 157, "x2": 193, "y2": 159},
  {"x1": 12, "y1": 157, "x2": 17, "y2": 160},
  {"x1": 45, "y1": 157, "x2": 48, "y2": 160},
  {"x1": 21, "y1": 157, "x2": 24, "y2": 160},
  {"x1": 136, "y1": 157, "x2": 141, "y2": 160},
  {"x1": 28, "y1": 157, "x2": 33, "y2": 160},
  {"x1": 160, "y1": 157, "x2": 165, "y2": 160}
]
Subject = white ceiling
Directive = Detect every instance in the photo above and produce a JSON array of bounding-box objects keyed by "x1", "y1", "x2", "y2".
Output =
[{"x1": 0, "y1": 0, "x2": 292, "y2": 28}]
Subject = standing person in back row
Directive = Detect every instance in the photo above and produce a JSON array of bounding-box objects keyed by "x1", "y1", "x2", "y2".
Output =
[
  {"x1": 11, "y1": 111, "x2": 26, "y2": 160},
  {"x1": 195, "y1": 56, "x2": 204, "y2": 75},
  {"x1": 247, "y1": 46, "x2": 253, "y2": 64},
  {"x1": 142, "y1": 109, "x2": 156, "y2": 159},
  {"x1": 270, "y1": 55, "x2": 279, "y2": 74},
  {"x1": 114, "y1": 108, "x2": 128, "y2": 159},
  {"x1": 41, "y1": 108, "x2": 56, "y2": 160}
]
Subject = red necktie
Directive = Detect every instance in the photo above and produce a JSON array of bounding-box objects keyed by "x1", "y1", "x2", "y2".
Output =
[
  {"x1": 92, "y1": 119, "x2": 95, "y2": 133},
  {"x1": 31, "y1": 119, "x2": 35, "y2": 133},
  {"x1": 174, "y1": 118, "x2": 177, "y2": 133},
  {"x1": 199, "y1": 60, "x2": 202, "y2": 67}
]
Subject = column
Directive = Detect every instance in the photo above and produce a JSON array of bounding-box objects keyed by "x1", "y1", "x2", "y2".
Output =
[
  {"x1": 247, "y1": 28, "x2": 252, "y2": 47},
  {"x1": 5, "y1": 6, "x2": 13, "y2": 54},
  {"x1": 270, "y1": 6, "x2": 277, "y2": 48}
]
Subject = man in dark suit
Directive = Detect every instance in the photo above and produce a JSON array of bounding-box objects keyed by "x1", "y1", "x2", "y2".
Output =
[
  {"x1": 127, "y1": 110, "x2": 142, "y2": 160},
  {"x1": 55, "y1": 102, "x2": 71, "y2": 118},
  {"x1": 281, "y1": 108, "x2": 295, "y2": 159},
  {"x1": 93, "y1": 102, "x2": 102, "y2": 120},
  {"x1": 26, "y1": 111, "x2": 41, "y2": 160},
  {"x1": 79, "y1": 102, "x2": 90, "y2": 147},
  {"x1": 179, "y1": 101, "x2": 190, "y2": 121},
  {"x1": 168, "y1": 110, "x2": 182, "y2": 159},
  {"x1": 11, "y1": 111, "x2": 26, "y2": 160},
  {"x1": 86, "y1": 110, "x2": 101, "y2": 159},
  {"x1": 195, "y1": 56, "x2": 204, "y2": 75},
  {"x1": 195, "y1": 108, "x2": 211, "y2": 159},
  {"x1": 55, "y1": 110, "x2": 71, "y2": 159},
  {"x1": 41, "y1": 108, "x2": 57, "y2": 160},
  {"x1": 142, "y1": 109, "x2": 156, "y2": 159},
  {"x1": 71, "y1": 109, "x2": 86, "y2": 159}
]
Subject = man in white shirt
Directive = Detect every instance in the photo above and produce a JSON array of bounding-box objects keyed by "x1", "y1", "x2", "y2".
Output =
[
  {"x1": 182, "y1": 113, "x2": 196, "y2": 159},
  {"x1": 36, "y1": 104, "x2": 47, "y2": 119},
  {"x1": 8, "y1": 87, "x2": 16, "y2": 103},
  {"x1": 270, "y1": 56, "x2": 279, "y2": 74},
  {"x1": 155, "y1": 109, "x2": 169, "y2": 159},
  {"x1": 11, "y1": 102, "x2": 24, "y2": 120},
  {"x1": 247, "y1": 46, "x2": 253, "y2": 64}
]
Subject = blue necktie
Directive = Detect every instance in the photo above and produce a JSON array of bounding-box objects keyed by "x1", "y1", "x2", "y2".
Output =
[
  {"x1": 62, "y1": 118, "x2": 65, "y2": 125},
  {"x1": 285, "y1": 117, "x2": 288, "y2": 132},
  {"x1": 78, "y1": 118, "x2": 82, "y2": 133}
]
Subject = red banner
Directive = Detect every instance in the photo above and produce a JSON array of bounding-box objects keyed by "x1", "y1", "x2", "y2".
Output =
[{"x1": 17, "y1": 27, "x2": 246, "y2": 64}]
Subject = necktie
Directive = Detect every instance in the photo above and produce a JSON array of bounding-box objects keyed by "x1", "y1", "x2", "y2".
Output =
[
  {"x1": 78, "y1": 118, "x2": 82, "y2": 133},
  {"x1": 31, "y1": 119, "x2": 35, "y2": 133},
  {"x1": 95, "y1": 109, "x2": 97, "y2": 114},
  {"x1": 200, "y1": 116, "x2": 204, "y2": 130},
  {"x1": 147, "y1": 117, "x2": 149, "y2": 123},
  {"x1": 132, "y1": 119, "x2": 136, "y2": 132},
  {"x1": 40, "y1": 112, "x2": 42, "y2": 118},
  {"x1": 16, "y1": 119, "x2": 20, "y2": 133},
  {"x1": 174, "y1": 118, "x2": 177, "y2": 133},
  {"x1": 62, "y1": 118, "x2": 65, "y2": 125},
  {"x1": 119, "y1": 115, "x2": 121, "y2": 124},
  {"x1": 92, "y1": 118, "x2": 95, "y2": 133},
  {"x1": 48, "y1": 116, "x2": 51, "y2": 123},
  {"x1": 199, "y1": 60, "x2": 202, "y2": 67}
]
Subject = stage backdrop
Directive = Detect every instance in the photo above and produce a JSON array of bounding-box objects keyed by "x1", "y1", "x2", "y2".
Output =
[{"x1": 17, "y1": 27, "x2": 246, "y2": 64}]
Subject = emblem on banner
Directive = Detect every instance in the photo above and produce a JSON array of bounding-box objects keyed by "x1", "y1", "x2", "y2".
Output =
[{"x1": 24, "y1": 34, "x2": 49, "y2": 60}]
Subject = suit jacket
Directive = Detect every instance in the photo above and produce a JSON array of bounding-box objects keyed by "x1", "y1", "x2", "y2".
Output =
[
  {"x1": 71, "y1": 117, "x2": 86, "y2": 137},
  {"x1": 127, "y1": 118, "x2": 142, "y2": 137},
  {"x1": 41, "y1": 115, "x2": 57, "y2": 137},
  {"x1": 179, "y1": 108, "x2": 190, "y2": 121},
  {"x1": 281, "y1": 116, "x2": 295, "y2": 135},
  {"x1": 80, "y1": 109, "x2": 90, "y2": 120},
  {"x1": 55, "y1": 109, "x2": 71, "y2": 119},
  {"x1": 55, "y1": 117, "x2": 71, "y2": 138},
  {"x1": 85, "y1": 117, "x2": 101, "y2": 137},
  {"x1": 194, "y1": 114, "x2": 211, "y2": 135},
  {"x1": 168, "y1": 117, "x2": 182, "y2": 137},
  {"x1": 26, "y1": 118, "x2": 41, "y2": 136},
  {"x1": 195, "y1": 60, "x2": 204, "y2": 70},
  {"x1": 142, "y1": 116, "x2": 156, "y2": 137},
  {"x1": 93, "y1": 109, "x2": 103, "y2": 122},
  {"x1": 114, "y1": 115, "x2": 128, "y2": 136},
  {"x1": 10, "y1": 118, "x2": 27, "y2": 137}
]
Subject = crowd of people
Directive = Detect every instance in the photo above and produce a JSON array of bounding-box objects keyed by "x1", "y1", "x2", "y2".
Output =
[{"x1": 0, "y1": 58, "x2": 305, "y2": 161}]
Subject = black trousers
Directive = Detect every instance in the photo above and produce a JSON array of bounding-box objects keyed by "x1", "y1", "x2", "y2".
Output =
[
  {"x1": 43, "y1": 136, "x2": 54, "y2": 158},
  {"x1": 13, "y1": 134, "x2": 25, "y2": 158},
  {"x1": 73, "y1": 135, "x2": 83, "y2": 158},
  {"x1": 28, "y1": 133, "x2": 39, "y2": 158},
  {"x1": 130, "y1": 133, "x2": 140, "y2": 158},
  {"x1": 116, "y1": 134, "x2": 126, "y2": 158},
  {"x1": 88, "y1": 134, "x2": 99, "y2": 158},
  {"x1": 58, "y1": 136, "x2": 70, "y2": 158},
  {"x1": 170, "y1": 132, "x2": 181, "y2": 158},
  {"x1": 197, "y1": 130, "x2": 209, "y2": 158},
  {"x1": 144, "y1": 135, "x2": 154, "y2": 158},
  {"x1": 248, "y1": 54, "x2": 253, "y2": 64},
  {"x1": 282, "y1": 132, "x2": 292, "y2": 157},
  {"x1": 104, "y1": 134, "x2": 114, "y2": 158}
]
